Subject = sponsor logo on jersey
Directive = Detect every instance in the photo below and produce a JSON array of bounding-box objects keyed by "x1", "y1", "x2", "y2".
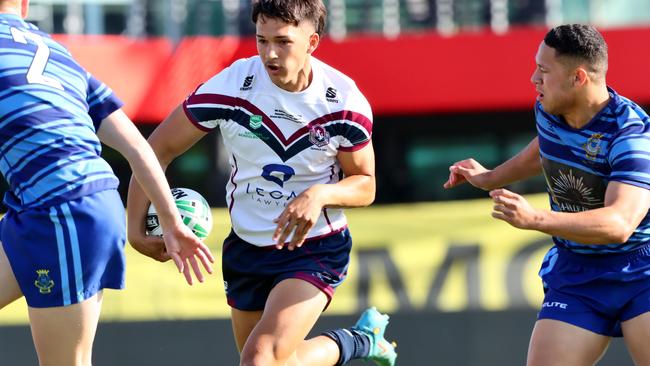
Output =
[
  {"x1": 326, "y1": 87, "x2": 339, "y2": 103},
  {"x1": 583, "y1": 133, "x2": 603, "y2": 161},
  {"x1": 241, "y1": 75, "x2": 255, "y2": 91},
  {"x1": 34, "y1": 269, "x2": 55, "y2": 294},
  {"x1": 271, "y1": 109, "x2": 303, "y2": 123},
  {"x1": 543, "y1": 158, "x2": 605, "y2": 213},
  {"x1": 261, "y1": 164, "x2": 295, "y2": 187},
  {"x1": 249, "y1": 115, "x2": 263, "y2": 129},
  {"x1": 309, "y1": 125, "x2": 330, "y2": 147},
  {"x1": 247, "y1": 164, "x2": 298, "y2": 206},
  {"x1": 238, "y1": 131, "x2": 269, "y2": 140}
]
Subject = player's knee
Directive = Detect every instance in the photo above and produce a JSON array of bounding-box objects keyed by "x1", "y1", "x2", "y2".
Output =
[
  {"x1": 239, "y1": 350, "x2": 275, "y2": 366},
  {"x1": 240, "y1": 337, "x2": 294, "y2": 366}
]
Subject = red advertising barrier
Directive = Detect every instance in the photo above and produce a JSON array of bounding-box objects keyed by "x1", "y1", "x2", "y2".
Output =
[
  {"x1": 54, "y1": 27, "x2": 650, "y2": 123},
  {"x1": 53, "y1": 35, "x2": 174, "y2": 119}
]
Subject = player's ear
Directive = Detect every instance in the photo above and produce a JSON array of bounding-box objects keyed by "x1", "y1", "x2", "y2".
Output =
[
  {"x1": 307, "y1": 32, "x2": 320, "y2": 54},
  {"x1": 574, "y1": 67, "x2": 588, "y2": 86}
]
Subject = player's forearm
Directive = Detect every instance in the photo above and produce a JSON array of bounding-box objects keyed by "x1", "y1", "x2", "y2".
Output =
[
  {"x1": 310, "y1": 175, "x2": 375, "y2": 208},
  {"x1": 532, "y1": 208, "x2": 635, "y2": 244},
  {"x1": 126, "y1": 176, "x2": 151, "y2": 238},
  {"x1": 487, "y1": 138, "x2": 542, "y2": 189},
  {"x1": 124, "y1": 146, "x2": 180, "y2": 231}
]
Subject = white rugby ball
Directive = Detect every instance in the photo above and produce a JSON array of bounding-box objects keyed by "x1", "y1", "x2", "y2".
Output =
[{"x1": 146, "y1": 187, "x2": 213, "y2": 240}]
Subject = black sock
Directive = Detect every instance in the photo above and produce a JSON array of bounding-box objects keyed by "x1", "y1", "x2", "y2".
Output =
[{"x1": 321, "y1": 328, "x2": 371, "y2": 365}]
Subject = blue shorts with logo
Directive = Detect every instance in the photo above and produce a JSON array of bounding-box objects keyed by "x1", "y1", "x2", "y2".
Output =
[
  {"x1": 222, "y1": 228, "x2": 352, "y2": 311},
  {"x1": 0, "y1": 189, "x2": 126, "y2": 308},
  {"x1": 538, "y1": 245, "x2": 650, "y2": 337}
]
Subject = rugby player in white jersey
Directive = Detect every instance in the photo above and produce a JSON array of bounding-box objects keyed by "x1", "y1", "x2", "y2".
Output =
[{"x1": 127, "y1": 0, "x2": 396, "y2": 365}]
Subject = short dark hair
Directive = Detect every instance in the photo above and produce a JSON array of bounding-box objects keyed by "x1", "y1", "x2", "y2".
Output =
[
  {"x1": 544, "y1": 24, "x2": 608, "y2": 77},
  {"x1": 251, "y1": 0, "x2": 327, "y2": 36}
]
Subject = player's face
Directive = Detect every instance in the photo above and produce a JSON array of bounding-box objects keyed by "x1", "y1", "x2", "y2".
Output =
[
  {"x1": 256, "y1": 16, "x2": 319, "y2": 92},
  {"x1": 530, "y1": 42, "x2": 577, "y2": 115}
]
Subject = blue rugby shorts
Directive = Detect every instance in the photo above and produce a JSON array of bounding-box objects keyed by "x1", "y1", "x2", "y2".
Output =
[
  {"x1": 538, "y1": 245, "x2": 650, "y2": 337},
  {"x1": 0, "y1": 189, "x2": 126, "y2": 308}
]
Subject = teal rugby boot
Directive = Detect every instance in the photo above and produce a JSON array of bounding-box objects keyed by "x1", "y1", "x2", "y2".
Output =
[{"x1": 353, "y1": 307, "x2": 397, "y2": 366}]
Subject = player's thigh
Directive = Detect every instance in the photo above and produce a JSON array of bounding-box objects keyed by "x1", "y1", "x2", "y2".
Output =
[
  {"x1": 0, "y1": 240, "x2": 23, "y2": 309},
  {"x1": 231, "y1": 308, "x2": 263, "y2": 352},
  {"x1": 621, "y1": 311, "x2": 650, "y2": 365},
  {"x1": 242, "y1": 278, "x2": 328, "y2": 362},
  {"x1": 28, "y1": 292, "x2": 103, "y2": 366},
  {"x1": 527, "y1": 319, "x2": 611, "y2": 366}
]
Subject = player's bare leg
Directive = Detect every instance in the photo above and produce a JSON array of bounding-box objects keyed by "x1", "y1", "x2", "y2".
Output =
[
  {"x1": 231, "y1": 308, "x2": 263, "y2": 352},
  {"x1": 621, "y1": 312, "x2": 650, "y2": 365},
  {"x1": 0, "y1": 241, "x2": 23, "y2": 309},
  {"x1": 28, "y1": 292, "x2": 103, "y2": 366},
  {"x1": 239, "y1": 278, "x2": 338, "y2": 366},
  {"x1": 286, "y1": 335, "x2": 341, "y2": 366},
  {"x1": 231, "y1": 297, "x2": 339, "y2": 364},
  {"x1": 527, "y1": 319, "x2": 610, "y2": 366}
]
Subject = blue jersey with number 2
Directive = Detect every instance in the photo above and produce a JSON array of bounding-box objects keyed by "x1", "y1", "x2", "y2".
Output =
[{"x1": 0, "y1": 13, "x2": 122, "y2": 211}]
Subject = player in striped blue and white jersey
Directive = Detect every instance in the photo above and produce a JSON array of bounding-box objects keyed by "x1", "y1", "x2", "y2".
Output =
[
  {"x1": 445, "y1": 24, "x2": 650, "y2": 365},
  {"x1": 0, "y1": 1, "x2": 213, "y2": 365}
]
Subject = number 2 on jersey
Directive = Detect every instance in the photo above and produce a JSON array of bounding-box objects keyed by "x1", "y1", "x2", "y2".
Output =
[{"x1": 10, "y1": 27, "x2": 64, "y2": 90}]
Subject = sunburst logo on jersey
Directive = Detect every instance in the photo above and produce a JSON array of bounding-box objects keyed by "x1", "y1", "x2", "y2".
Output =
[
  {"x1": 583, "y1": 133, "x2": 603, "y2": 161},
  {"x1": 550, "y1": 169, "x2": 601, "y2": 211}
]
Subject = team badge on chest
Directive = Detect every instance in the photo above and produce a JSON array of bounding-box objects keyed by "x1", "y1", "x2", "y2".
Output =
[
  {"x1": 309, "y1": 125, "x2": 330, "y2": 147},
  {"x1": 583, "y1": 133, "x2": 603, "y2": 161}
]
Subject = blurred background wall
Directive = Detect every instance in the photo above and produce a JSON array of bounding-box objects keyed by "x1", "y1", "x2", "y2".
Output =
[{"x1": 2, "y1": 1, "x2": 650, "y2": 364}]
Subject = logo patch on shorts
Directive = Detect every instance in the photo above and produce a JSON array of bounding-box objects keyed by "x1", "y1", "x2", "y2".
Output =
[
  {"x1": 314, "y1": 271, "x2": 337, "y2": 285},
  {"x1": 34, "y1": 269, "x2": 55, "y2": 294}
]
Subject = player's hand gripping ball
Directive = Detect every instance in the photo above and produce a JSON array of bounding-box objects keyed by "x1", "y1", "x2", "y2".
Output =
[{"x1": 146, "y1": 187, "x2": 213, "y2": 240}]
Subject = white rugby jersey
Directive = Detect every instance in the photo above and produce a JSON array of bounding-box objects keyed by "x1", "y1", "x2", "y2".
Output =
[{"x1": 183, "y1": 56, "x2": 373, "y2": 246}]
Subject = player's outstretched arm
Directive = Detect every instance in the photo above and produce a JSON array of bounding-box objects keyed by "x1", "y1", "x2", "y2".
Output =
[
  {"x1": 444, "y1": 137, "x2": 542, "y2": 190},
  {"x1": 273, "y1": 142, "x2": 376, "y2": 250},
  {"x1": 98, "y1": 108, "x2": 214, "y2": 285},
  {"x1": 490, "y1": 182, "x2": 650, "y2": 244}
]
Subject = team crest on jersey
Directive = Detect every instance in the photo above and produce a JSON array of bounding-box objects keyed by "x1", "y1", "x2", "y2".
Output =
[
  {"x1": 34, "y1": 269, "x2": 54, "y2": 294},
  {"x1": 241, "y1": 75, "x2": 255, "y2": 91},
  {"x1": 309, "y1": 125, "x2": 330, "y2": 147},
  {"x1": 583, "y1": 133, "x2": 603, "y2": 161},
  {"x1": 249, "y1": 115, "x2": 263, "y2": 129},
  {"x1": 325, "y1": 87, "x2": 339, "y2": 103}
]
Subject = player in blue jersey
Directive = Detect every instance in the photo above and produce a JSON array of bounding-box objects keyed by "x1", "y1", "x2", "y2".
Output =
[
  {"x1": 444, "y1": 24, "x2": 650, "y2": 365},
  {"x1": 0, "y1": 1, "x2": 214, "y2": 365},
  {"x1": 127, "y1": 1, "x2": 396, "y2": 365}
]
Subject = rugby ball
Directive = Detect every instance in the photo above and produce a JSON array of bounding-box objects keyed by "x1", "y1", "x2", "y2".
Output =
[{"x1": 146, "y1": 187, "x2": 212, "y2": 240}]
